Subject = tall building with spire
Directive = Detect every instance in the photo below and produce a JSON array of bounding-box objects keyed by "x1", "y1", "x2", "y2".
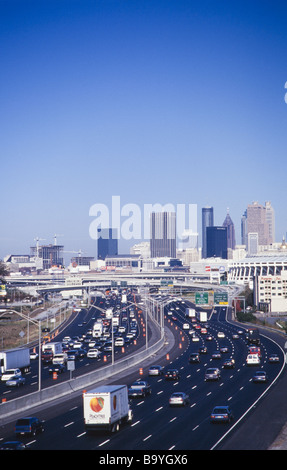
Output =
[{"x1": 222, "y1": 209, "x2": 236, "y2": 251}]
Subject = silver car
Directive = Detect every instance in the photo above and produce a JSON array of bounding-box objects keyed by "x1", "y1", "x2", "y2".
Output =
[
  {"x1": 148, "y1": 365, "x2": 163, "y2": 376},
  {"x1": 169, "y1": 392, "x2": 190, "y2": 407},
  {"x1": 204, "y1": 368, "x2": 221, "y2": 381}
]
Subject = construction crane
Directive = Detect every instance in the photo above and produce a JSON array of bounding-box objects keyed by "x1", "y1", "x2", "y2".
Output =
[
  {"x1": 33, "y1": 237, "x2": 46, "y2": 259},
  {"x1": 53, "y1": 234, "x2": 64, "y2": 245}
]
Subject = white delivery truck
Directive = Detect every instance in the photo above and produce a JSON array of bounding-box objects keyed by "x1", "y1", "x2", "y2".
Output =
[
  {"x1": 92, "y1": 322, "x2": 103, "y2": 338},
  {"x1": 105, "y1": 308, "x2": 113, "y2": 319},
  {"x1": 42, "y1": 342, "x2": 63, "y2": 363},
  {"x1": 83, "y1": 385, "x2": 133, "y2": 433},
  {"x1": 197, "y1": 311, "x2": 207, "y2": 322},
  {"x1": 42, "y1": 342, "x2": 62, "y2": 355},
  {"x1": 0, "y1": 347, "x2": 31, "y2": 375},
  {"x1": 185, "y1": 308, "x2": 196, "y2": 318}
]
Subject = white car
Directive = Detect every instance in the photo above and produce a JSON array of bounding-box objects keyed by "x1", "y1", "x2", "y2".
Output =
[
  {"x1": 192, "y1": 335, "x2": 200, "y2": 342},
  {"x1": 182, "y1": 323, "x2": 190, "y2": 330},
  {"x1": 217, "y1": 332, "x2": 225, "y2": 338},
  {"x1": 87, "y1": 349, "x2": 101, "y2": 359},
  {"x1": 30, "y1": 351, "x2": 39, "y2": 360},
  {"x1": 148, "y1": 365, "x2": 163, "y2": 376},
  {"x1": 246, "y1": 354, "x2": 260, "y2": 366},
  {"x1": 114, "y1": 337, "x2": 125, "y2": 347},
  {"x1": 1, "y1": 368, "x2": 22, "y2": 381}
]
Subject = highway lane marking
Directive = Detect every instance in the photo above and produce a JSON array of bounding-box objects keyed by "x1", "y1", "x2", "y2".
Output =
[
  {"x1": 155, "y1": 406, "x2": 163, "y2": 412},
  {"x1": 143, "y1": 434, "x2": 152, "y2": 441},
  {"x1": 157, "y1": 390, "x2": 164, "y2": 395},
  {"x1": 136, "y1": 401, "x2": 144, "y2": 406},
  {"x1": 169, "y1": 417, "x2": 177, "y2": 422},
  {"x1": 77, "y1": 432, "x2": 86, "y2": 438},
  {"x1": 98, "y1": 439, "x2": 110, "y2": 446},
  {"x1": 64, "y1": 422, "x2": 74, "y2": 427},
  {"x1": 26, "y1": 440, "x2": 36, "y2": 446},
  {"x1": 192, "y1": 425, "x2": 199, "y2": 431},
  {"x1": 131, "y1": 420, "x2": 140, "y2": 427}
]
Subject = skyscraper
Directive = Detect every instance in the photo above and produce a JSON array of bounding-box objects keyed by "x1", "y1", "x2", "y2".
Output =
[
  {"x1": 97, "y1": 228, "x2": 118, "y2": 260},
  {"x1": 241, "y1": 209, "x2": 248, "y2": 246},
  {"x1": 202, "y1": 206, "x2": 214, "y2": 258},
  {"x1": 265, "y1": 201, "x2": 275, "y2": 244},
  {"x1": 150, "y1": 212, "x2": 176, "y2": 258},
  {"x1": 246, "y1": 201, "x2": 274, "y2": 247},
  {"x1": 206, "y1": 226, "x2": 228, "y2": 259},
  {"x1": 222, "y1": 209, "x2": 236, "y2": 250}
]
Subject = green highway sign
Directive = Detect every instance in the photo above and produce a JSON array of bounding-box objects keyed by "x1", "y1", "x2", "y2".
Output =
[
  {"x1": 195, "y1": 292, "x2": 209, "y2": 305},
  {"x1": 214, "y1": 292, "x2": 228, "y2": 305}
]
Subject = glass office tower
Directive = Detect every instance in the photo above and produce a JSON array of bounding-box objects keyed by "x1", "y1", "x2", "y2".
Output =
[
  {"x1": 206, "y1": 226, "x2": 228, "y2": 259},
  {"x1": 97, "y1": 228, "x2": 118, "y2": 260},
  {"x1": 202, "y1": 207, "x2": 214, "y2": 259}
]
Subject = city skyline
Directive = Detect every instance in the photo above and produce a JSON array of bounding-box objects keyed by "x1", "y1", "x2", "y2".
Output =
[{"x1": 1, "y1": 1, "x2": 287, "y2": 260}]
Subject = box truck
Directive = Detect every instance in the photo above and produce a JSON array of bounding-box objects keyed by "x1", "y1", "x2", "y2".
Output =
[
  {"x1": 41, "y1": 342, "x2": 62, "y2": 363},
  {"x1": 83, "y1": 385, "x2": 133, "y2": 433},
  {"x1": 92, "y1": 322, "x2": 103, "y2": 338},
  {"x1": 105, "y1": 308, "x2": 113, "y2": 319},
  {"x1": 0, "y1": 347, "x2": 31, "y2": 375},
  {"x1": 197, "y1": 311, "x2": 207, "y2": 322},
  {"x1": 185, "y1": 308, "x2": 196, "y2": 318}
]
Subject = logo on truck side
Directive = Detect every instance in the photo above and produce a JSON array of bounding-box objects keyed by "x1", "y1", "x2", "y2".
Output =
[{"x1": 90, "y1": 397, "x2": 105, "y2": 413}]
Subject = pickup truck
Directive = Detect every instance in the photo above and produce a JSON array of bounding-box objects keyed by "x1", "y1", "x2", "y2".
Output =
[{"x1": 128, "y1": 381, "x2": 152, "y2": 398}]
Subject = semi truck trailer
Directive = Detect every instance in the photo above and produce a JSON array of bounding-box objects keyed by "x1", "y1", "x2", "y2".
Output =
[{"x1": 0, "y1": 347, "x2": 31, "y2": 375}]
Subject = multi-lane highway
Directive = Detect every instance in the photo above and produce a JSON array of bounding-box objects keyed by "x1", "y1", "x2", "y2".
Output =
[
  {"x1": 0, "y1": 296, "x2": 285, "y2": 450},
  {"x1": 0, "y1": 293, "x2": 148, "y2": 401}
]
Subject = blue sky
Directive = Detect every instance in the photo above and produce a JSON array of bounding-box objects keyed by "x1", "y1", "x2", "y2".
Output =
[{"x1": 1, "y1": 0, "x2": 287, "y2": 261}]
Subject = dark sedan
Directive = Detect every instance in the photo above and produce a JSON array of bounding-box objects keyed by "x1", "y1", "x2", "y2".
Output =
[{"x1": 165, "y1": 369, "x2": 180, "y2": 380}]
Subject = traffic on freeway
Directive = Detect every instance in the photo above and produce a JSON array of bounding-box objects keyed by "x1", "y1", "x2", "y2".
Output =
[
  {"x1": 0, "y1": 293, "x2": 285, "y2": 450},
  {"x1": 0, "y1": 290, "x2": 146, "y2": 401}
]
